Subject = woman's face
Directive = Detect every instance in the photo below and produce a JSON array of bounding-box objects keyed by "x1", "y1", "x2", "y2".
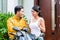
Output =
[{"x1": 31, "y1": 9, "x2": 38, "y2": 17}]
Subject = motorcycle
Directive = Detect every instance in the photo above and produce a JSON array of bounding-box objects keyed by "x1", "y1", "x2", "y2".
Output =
[{"x1": 9, "y1": 27, "x2": 45, "y2": 40}]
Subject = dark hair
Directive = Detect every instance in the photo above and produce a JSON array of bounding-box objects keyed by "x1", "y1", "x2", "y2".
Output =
[
  {"x1": 32, "y1": 5, "x2": 43, "y2": 17},
  {"x1": 14, "y1": 6, "x2": 23, "y2": 14}
]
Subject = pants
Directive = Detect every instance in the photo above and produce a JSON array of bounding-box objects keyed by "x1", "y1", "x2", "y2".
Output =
[{"x1": 36, "y1": 37, "x2": 44, "y2": 40}]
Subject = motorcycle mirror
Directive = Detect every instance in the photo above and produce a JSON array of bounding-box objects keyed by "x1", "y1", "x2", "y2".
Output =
[{"x1": 13, "y1": 27, "x2": 20, "y2": 31}]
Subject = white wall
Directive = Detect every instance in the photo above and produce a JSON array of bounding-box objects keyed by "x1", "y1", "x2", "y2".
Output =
[
  {"x1": 7, "y1": 0, "x2": 18, "y2": 13},
  {"x1": 7, "y1": 0, "x2": 34, "y2": 21},
  {"x1": 0, "y1": 0, "x2": 2, "y2": 12},
  {"x1": 23, "y1": 0, "x2": 34, "y2": 21}
]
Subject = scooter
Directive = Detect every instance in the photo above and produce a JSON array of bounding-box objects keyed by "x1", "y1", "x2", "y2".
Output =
[
  {"x1": 9, "y1": 27, "x2": 45, "y2": 40},
  {"x1": 9, "y1": 27, "x2": 34, "y2": 40},
  {"x1": 9, "y1": 27, "x2": 24, "y2": 40}
]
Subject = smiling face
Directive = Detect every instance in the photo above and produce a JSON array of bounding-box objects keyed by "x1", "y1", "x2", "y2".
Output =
[
  {"x1": 31, "y1": 9, "x2": 39, "y2": 17},
  {"x1": 17, "y1": 9, "x2": 24, "y2": 18}
]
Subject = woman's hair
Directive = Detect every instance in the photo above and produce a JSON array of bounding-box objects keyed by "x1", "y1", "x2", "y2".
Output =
[
  {"x1": 14, "y1": 6, "x2": 23, "y2": 14},
  {"x1": 32, "y1": 5, "x2": 43, "y2": 17}
]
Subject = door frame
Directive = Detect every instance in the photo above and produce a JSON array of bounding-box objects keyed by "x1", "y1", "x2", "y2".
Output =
[{"x1": 55, "y1": 0, "x2": 60, "y2": 40}]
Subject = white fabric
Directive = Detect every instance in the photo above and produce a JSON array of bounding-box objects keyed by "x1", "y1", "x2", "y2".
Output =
[{"x1": 29, "y1": 18, "x2": 41, "y2": 39}]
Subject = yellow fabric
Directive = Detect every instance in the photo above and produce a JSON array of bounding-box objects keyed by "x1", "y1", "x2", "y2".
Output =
[{"x1": 7, "y1": 15, "x2": 27, "y2": 39}]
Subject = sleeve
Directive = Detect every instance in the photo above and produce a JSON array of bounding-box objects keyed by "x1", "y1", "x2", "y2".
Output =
[
  {"x1": 7, "y1": 19, "x2": 14, "y2": 39},
  {"x1": 21, "y1": 18, "x2": 31, "y2": 33},
  {"x1": 22, "y1": 18, "x2": 28, "y2": 28}
]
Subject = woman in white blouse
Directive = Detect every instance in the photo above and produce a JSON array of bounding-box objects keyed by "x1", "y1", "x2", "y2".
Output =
[{"x1": 29, "y1": 5, "x2": 46, "y2": 40}]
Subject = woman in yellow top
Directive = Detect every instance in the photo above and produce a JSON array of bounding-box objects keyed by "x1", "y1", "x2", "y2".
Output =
[{"x1": 7, "y1": 6, "x2": 29, "y2": 40}]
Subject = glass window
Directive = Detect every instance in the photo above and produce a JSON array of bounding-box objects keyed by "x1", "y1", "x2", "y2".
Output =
[
  {"x1": 0, "y1": 0, "x2": 2, "y2": 12},
  {"x1": 0, "y1": 0, "x2": 7, "y2": 13},
  {"x1": 2, "y1": 0, "x2": 7, "y2": 13},
  {"x1": 18, "y1": 0, "x2": 23, "y2": 6}
]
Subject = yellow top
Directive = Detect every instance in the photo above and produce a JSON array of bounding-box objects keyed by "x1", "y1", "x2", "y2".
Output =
[{"x1": 7, "y1": 15, "x2": 28, "y2": 39}]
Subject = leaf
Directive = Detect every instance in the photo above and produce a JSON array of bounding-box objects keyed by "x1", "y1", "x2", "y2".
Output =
[{"x1": 0, "y1": 13, "x2": 14, "y2": 40}]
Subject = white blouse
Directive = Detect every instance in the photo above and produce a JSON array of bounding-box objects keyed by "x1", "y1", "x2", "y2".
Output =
[{"x1": 29, "y1": 18, "x2": 41, "y2": 39}]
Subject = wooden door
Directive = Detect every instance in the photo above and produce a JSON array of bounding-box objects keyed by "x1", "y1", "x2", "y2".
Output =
[
  {"x1": 55, "y1": 0, "x2": 60, "y2": 40},
  {"x1": 34, "y1": 0, "x2": 56, "y2": 40}
]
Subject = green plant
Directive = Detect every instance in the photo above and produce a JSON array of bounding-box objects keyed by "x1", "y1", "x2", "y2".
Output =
[
  {"x1": 0, "y1": 12, "x2": 28, "y2": 40},
  {"x1": 0, "y1": 12, "x2": 14, "y2": 40}
]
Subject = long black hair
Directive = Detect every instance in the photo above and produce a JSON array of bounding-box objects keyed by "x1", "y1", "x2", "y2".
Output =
[{"x1": 32, "y1": 5, "x2": 43, "y2": 17}]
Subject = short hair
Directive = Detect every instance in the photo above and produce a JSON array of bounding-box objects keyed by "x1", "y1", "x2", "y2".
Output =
[{"x1": 14, "y1": 6, "x2": 23, "y2": 14}]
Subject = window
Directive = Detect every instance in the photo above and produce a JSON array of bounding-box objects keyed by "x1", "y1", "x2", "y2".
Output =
[
  {"x1": 18, "y1": 0, "x2": 23, "y2": 6},
  {"x1": 0, "y1": 0, "x2": 7, "y2": 13},
  {"x1": 0, "y1": 0, "x2": 2, "y2": 12}
]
